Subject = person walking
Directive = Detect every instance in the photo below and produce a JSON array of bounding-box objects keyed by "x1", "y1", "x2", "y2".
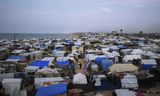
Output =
[{"x1": 79, "y1": 62, "x2": 82, "y2": 69}]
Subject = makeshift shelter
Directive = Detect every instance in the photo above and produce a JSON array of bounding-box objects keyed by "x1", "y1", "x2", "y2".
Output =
[
  {"x1": 30, "y1": 51, "x2": 43, "y2": 60},
  {"x1": 117, "y1": 45, "x2": 128, "y2": 49},
  {"x1": 6, "y1": 55, "x2": 25, "y2": 62},
  {"x1": 24, "y1": 66, "x2": 39, "y2": 73},
  {"x1": 2, "y1": 78, "x2": 22, "y2": 96},
  {"x1": 35, "y1": 77, "x2": 64, "y2": 88},
  {"x1": 101, "y1": 60, "x2": 113, "y2": 70},
  {"x1": 95, "y1": 57, "x2": 107, "y2": 65},
  {"x1": 30, "y1": 60, "x2": 49, "y2": 68},
  {"x1": 121, "y1": 74, "x2": 138, "y2": 89},
  {"x1": 141, "y1": 59, "x2": 157, "y2": 70},
  {"x1": 11, "y1": 50, "x2": 25, "y2": 54},
  {"x1": 56, "y1": 61, "x2": 72, "y2": 68},
  {"x1": 106, "y1": 51, "x2": 120, "y2": 59},
  {"x1": 95, "y1": 79, "x2": 121, "y2": 91},
  {"x1": 115, "y1": 89, "x2": 136, "y2": 96},
  {"x1": 121, "y1": 49, "x2": 131, "y2": 55},
  {"x1": 36, "y1": 67, "x2": 59, "y2": 74},
  {"x1": 41, "y1": 57, "x2": 54, "y2": 66},
  {"x1": 36, "y1": 84, "x2": 67, "y2": 96},
  {"x1": 123, "y1": 55, "x2": 141, "y2": 63},
  {"x1": 109, "y1": 64, "x2": 138, "y2": 73},
  {"x1": 0, "y1": 73, "x2": 14, "y2": 82},
  {"x1": 131, "y1": 49, "x2": 144, "y2": 55},
  {"x1": 73, "y1": 73, "x2": 87, "y2": 84},
  {"x1": 52, "y1": 50, "x2": 65, "y2": 57}
]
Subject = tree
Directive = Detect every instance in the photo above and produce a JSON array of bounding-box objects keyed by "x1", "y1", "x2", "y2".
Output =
[
  {"x1": 139, "y1": 31, "x2": 143, "y2": 37},
  {"x1": 120, "y1": 29, "x2": 123, "y2": 35}
]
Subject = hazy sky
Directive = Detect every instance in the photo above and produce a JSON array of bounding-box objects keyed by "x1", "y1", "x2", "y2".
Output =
[{"x1": 0, "y1": 0, "x2": 160, "y2": 33}]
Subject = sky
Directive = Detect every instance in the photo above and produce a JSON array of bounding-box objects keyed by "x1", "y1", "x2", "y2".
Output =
[{"x1": 0, "y1": 0, "x2": 160, "y2": 33}]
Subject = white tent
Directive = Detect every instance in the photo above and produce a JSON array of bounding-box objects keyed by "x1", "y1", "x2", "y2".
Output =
[
  {"x1": 141, "y1": 59, "x2": 157, "y2": 65},
  {"x1": 24, "y1": 66, "x2": 39, "y2": 73},
  {"x1": 0, "y1": 73, "x2": 14, "y2": 82},
  {"x1": 131, "y1": 49, "x2": 144, "y2": 55},
  {"x1": 123, "y1": 55, "x2": 141, "y2": 63},
  {"x1": 121, "y1": 74, "x2": 138, "y2": 89},
  {"x1": 37, "y1": 67, "x2": 59, "y2": 74},
  {"x1": 115, "y1": 89, "x2": 136, "y2": 96},
  {"x1": 11, "y1": 50, "x2": 25, "y2": 54},
  {"x1": 105, "y1": 51, "x2": 119, "y2": 58},
  {"x1": 34, "y1": 77, "x2": 64, "y2": 88},
  {"x1": 143, "y1": 51, "x2": 155, "y2": 56},
  {"x1": 73, "y1": 73, "x2": 87, "y2": 84},
  {"x1": 2, "y1": 78, "x2": 22, "y2": 96},
  {"x1": 109, "y1": 64, "x2": 138, "y2": 73}
]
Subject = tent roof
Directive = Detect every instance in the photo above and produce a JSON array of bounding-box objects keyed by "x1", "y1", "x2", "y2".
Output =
[
  {"x1": 30, "y1": 60, "x2": 49, "y2": 68},
  {"x1": 73, "y1": 73, "x2": 87, "y2": 84},
  {"x1": 123, "y1": 55, "x2": 141, "y2": 62},
  {"x1": 36, "y1": 84, "x2": 67, "y2": 96},
  {"x1": 115, "y1": 89, "x2": 136, "y2": 96},
  {"x1": 109, "y1": 64, "x2": 138, "y2": 73},
  {"x1": 141, "y1": 59, "x2": 157, "y2": 65},
  {"x1": 121, "y1": 74, "x2": 138, "y2": 88},
  {"x1": 131, "y1": 49, "x2": 144, "y2": 55},
  {"x1": 8, "y1": 55, "x2": 25, "y2": 60}
]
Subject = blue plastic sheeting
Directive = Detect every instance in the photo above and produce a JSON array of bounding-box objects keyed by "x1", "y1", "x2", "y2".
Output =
[
  {"x1": 101, "y1": 60, "x2": 113, "y2": 70},
  {"x1": 56, "y1": 61, "x2": 72, "y2": 67},
  {"x1": 8, "y1": 55, "x2": 25, "y2": 59},
  {"x1": 95, "y1": 57, "x2": 107, "y2": 65},
  {"x1": 95, "y1": 79, "x2": 121, "y2": 91},
  {"x1": 117, "y1": 45, "x2": 128, "y2": 49},
  {"x1": 30, "y1": 60, "x2": 49, "y2": 68},
  {"x1": 142, "y1": 64, "x2": 154, "y2": 70},
  {"x1": 36, "y1": 84, "x2": 67, "y2": 96}
]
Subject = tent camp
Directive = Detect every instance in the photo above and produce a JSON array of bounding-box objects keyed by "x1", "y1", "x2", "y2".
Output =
[
  {"x1": 36, "y1": 84, "x2": 67, "y2": 96},
  {"x1": 109, "y1": 64, "x2": 138, "y2": 73},
  {"x1": 141, "y1": 59, "x2": 157, "y2": 70},
  {"x1": 73, "y1": 73, "x2": 87, "y2": 84},
  {"x1": 30, "y1": 60, "x2": 49, "y2": 68},
  {"x1": 121, "y1": 74, "x2": 138, "y2": 89}
]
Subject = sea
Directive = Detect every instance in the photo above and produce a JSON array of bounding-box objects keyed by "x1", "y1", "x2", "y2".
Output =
[{"x1": 0, "y1": 33, "x2": 71, "y2": 40}]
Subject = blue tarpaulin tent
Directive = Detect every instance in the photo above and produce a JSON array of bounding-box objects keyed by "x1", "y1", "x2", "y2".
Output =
[
  {"x1": 141, "y1": 59, "x2": 157, "y2": 70},
  {"x1": 95, "y1": 79, "x2": 121, "y2": 91},
  {"x1": 95, "y1": 57, "x2": 107, "y2": 65},
  {"x1": 36, "y1": 84, "x2": 67, "y2": 96},
  {"x1": 101, "y1": 60, "x2": 113, "y2": 70},
  {"x1": 30, "y1": 60, "x2": 49, "y2": 68},
  {"x1": 117, "y1": 45, "x2": 128, "y2": 49},
  {"x1": 142, "y1": 64, "x2": 155, "y2": 70},
  {"x1": 8, "y1": 55, "x2": 25, "y2": 60},
  {"x1": 56, "y1": 61, "x2": 72, "y2": 68}
]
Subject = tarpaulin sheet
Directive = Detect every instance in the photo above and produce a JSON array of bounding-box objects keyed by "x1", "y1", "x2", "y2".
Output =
[
  {"x1": 8, "y1": 55, "x2": 25, "y2": 59},
  {"x1": 36, "y1": 84, "x2": 67, "y2": 96},
  {"x1": 30, "y1": 60, "x2": 49, "y2": 68}
]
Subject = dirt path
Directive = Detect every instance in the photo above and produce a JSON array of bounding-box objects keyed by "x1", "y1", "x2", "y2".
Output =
[{"x1": 75, "y1": 59, "x2": 87, "y2": 74}]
